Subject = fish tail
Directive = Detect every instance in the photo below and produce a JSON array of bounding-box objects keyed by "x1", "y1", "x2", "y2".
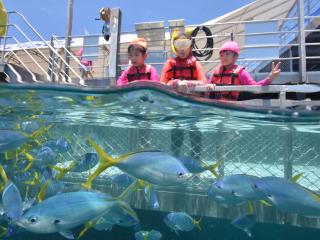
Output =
[
  {"x1": 292, "y1": 172, "x2": 303, "y2": 182},
  {"x1": 204, "y1": 160, "x2": 223, "y2": 178},
  {"x1": 51, "y1": 161, "x2": 76, "y2": 180},
  {"x1": 23, "y1": 172, "x2": 40, "y2": 186},
  {"x1": 194, "y1": 217, "x2": 202, "y2": 231},
  {"x1": 30, "y1": 124, "x2": 52, "y2": 139},
  {"x1": 0, "y1": 164, "x2": 9, "y2": 184},
  {"x1": 77, "y1": 220, "x2": 96, "y2": 239},
  {"x1": 259, "y1": 200, "x2": 272, "y2": 207},
  {"x1": 81, "y1": 139, "x2": 118, "y2": 189},
  {"x1": 248, "y1": 201, "x2": 255, "y2": 214},
  {"x1": 0, "y1": 225, "x2": 7, "y2": 238},
  {"x1": 118, "y1": 200, "x2": 139, "y2": 223},
  {"x1": 37, "y1": 181, "x2": 50, "y2": 203},
  {"x1": 118, "y1": 179, "x2": 146, "y2": 201},
  {"x1": 22, "y1": 152, "x2": 34, "y2": 172}
]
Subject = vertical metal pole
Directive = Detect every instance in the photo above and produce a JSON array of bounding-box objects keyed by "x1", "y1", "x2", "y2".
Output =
[
  {"x1": 298, "y1": 0, "x2": 307, "y2": 83},
  {"x1": 1, "y1": 13, "x2": 9, "y2": 65},
  {"x1": 64, "y1": 0, "x2": 73, "y2": 81},
  {"x1": 49, "y1": 36, "x2": 56, "y2": 82},
  {"x1": 108, "y1": 8, "x2": 121, "y2": 86}
]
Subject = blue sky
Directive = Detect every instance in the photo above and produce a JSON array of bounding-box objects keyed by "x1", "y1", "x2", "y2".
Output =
[{"x1": 3, "y1": 0, "x2": 255, "y2": 40}]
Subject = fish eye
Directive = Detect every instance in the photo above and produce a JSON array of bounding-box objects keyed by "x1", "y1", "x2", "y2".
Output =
[
  {"x1": 216, "y1": 185, "x2": 222, "y2": 189},
  {"x1": 54, "y1": 219, "x2": 61, "y2": 224},
  {"x1": 119, "y1": 219, "x2": 123, "y2": 223},
  {"x1": 252, "y1": 184, "x2": 258, "y2": 189},
  {"x1": 28, "y1": 216, "x2": 37, "y2": 223},
  {"x1": 178, "y1": 172, "x2": 184, "y2": 177},
  {"x1": 267, "y1": 194, "x2": 272, "y2": 198},
  {"x1": 231, "y1": 190, "x2": 236, "y2": 195}
]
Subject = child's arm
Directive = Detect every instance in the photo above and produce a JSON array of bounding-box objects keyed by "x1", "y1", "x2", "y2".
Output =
[
  {"x1": 116, "y1": 69, "x2": 128, "y2": 86},
  {"x1": 182, "y1": 61, "x2": 208, "y2": 87},
  {"x1": 240, "y1": 62, "x2": 281, "y2": 85},
  {"x1": 150, "y1": 66, "x2": 159, "y2": 81}
]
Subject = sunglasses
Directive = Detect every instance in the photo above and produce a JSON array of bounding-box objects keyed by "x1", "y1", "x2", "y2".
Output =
[{"x1": 174, "y1": 39, "x2": 191, "y2": 49}]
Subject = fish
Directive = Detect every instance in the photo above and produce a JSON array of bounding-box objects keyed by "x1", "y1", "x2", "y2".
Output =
[
  {"x1": 2, "y1": 181, "x2": 23, "y2": 221},
  {"x1": 82, "y1": 139, "x2": 193, "y2": 189},
  {"x1": 144, "y1": 184, "x2": 159, "y2": 209},
  {"x1": 36, "y1": 146, "x2": 57, "y2": 165},
  {"x1": 135, "y1": 230, "x2": 162, "y2": 240},
  {"x1": 55, "y1": 137, "x2": 71, "y2": 152},
  {"x1": 111, "y1": 173, "x2": 136, "y2": 188},
  {"x1": 0, "y1": 125, "x2": 51, "y2": 153},
  {"x1": 208, "y1": 174, "x2": 260, "y2": 206},
  {"x1": 179, "y1": 157, "x2": 221, "y2": 177},
  {"x1": 231, "y1": 214, "x2": 256, "y2": 238},
  {"x1": 251, "y1": 176, "x2": 320, "y2": 216},
  {"x1": 0, "y1": 130, "x2": 30, "y2": 153},
  {"x1": 164, "y1": 212, "x2": 201, "y2": 235},
  {"x1": 13, "y1": 191, "x2": 137, "y2": 239},
  {"x1": 21, "y1": 121, "x2": 40, "y2": 134},
  {"x1": 93, "y1": 204, "x2": 139, "y2": 231},
  {"x1": 43, "y1": 137, "x2": 71, "y2": 153},
  {"x1": 71, "y1": 153, "x2": 98, "y2": 172}
]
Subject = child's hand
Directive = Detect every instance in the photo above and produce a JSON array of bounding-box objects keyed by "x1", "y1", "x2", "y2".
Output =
[
  {"x1": 206, "y1": 84, "x2": 216, "y2": 91},
  {"x1": 176, "y1": 80, "x2": 188, "y2": 93},
  {"x1": 269, "y1": 62, "x2": 281, "y2": 81}
]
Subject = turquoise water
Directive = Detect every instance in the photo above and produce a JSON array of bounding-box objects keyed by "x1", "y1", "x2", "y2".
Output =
[{"x1": 0, "y1": 83, "x2": 320, "y2": 240}]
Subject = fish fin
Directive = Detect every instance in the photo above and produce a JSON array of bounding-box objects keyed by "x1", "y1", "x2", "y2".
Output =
[
  {"x1": 0, "y1": 225, "x2": 7, "y2": 238},
  {"x1": 244, "y1": 228, "x2": 252, "y2": 238},
  {"x1": 193, "y1": 217, "x2": 202, "y2": 231},
  {"x1": 118, "y1": 201, "x2": 139, "y2": 222},
  {"x1": 248, "y1": 201, "x2": 255, "y2": 214},
  {"x1": 292, "y1": 172, "x2": 303, "y2": 182},
  {"x1": 118, "y1": 179, "x2": 144, "y2": 201},
  {"x1": 22, "y1": 152, "x2": 34, "y2": 172},
  {"x1": 2, "y1": 181, "x2": 23, "y2": 220},
  {"x1": 77, "y1": 220, "x2": 96, "y2": 239},
  {"x1": 37, "y1": 181, "x2": 50, "y2": 203},
  {"x1": 30, "y1": 124, "x2": 52, "y2": 139},
  {"x1": 305, "y1": 188, "x2": 320, "y2": 202},
  {"x1": 203, "y1": 160, "x2": 223, "y2": 178},
  {"x1": 0, "y1": 164, "x2": 9, "y2": 184},
  {"x1": 59, "y1": 230, "x2": 75, "y2": 239},
  {"x1": 172, "y1": 226, "x2": 180, "y2": 236},
  {"x1": 51, "y1": 161, "x2": 76, "y2": 180},
  {"x1": 259, "y1": 200, "x2": 272, "y2": 207},
  {"x1": 23, "y1": 172, "x2": 40, "y2": 186},
  {"x1": 81, "y1": 139, "x2": 119, "y2": 189}
]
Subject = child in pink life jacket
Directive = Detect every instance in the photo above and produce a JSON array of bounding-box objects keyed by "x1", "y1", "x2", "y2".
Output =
[
  {"x1": 208, "y1": 41, "x2": 281, "y2": 100},
  {"x1": 117, "y1": 38, "x2": 159, "y2": 86}
]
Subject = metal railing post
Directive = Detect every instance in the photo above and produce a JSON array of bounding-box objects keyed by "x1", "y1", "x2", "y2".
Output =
[
  {"x1": 108, "y1": 8, "x2": 121, "y2": 86},
  {"x1": 64, "y1": 0, "x2": 73, "y2": 81},
  {"x1": 298, "y1": 0, "x2": 307, "y2": 83}
]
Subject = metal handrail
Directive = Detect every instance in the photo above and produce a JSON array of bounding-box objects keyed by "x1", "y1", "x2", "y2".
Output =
[
  {"x1": 5, "y1": 11, "x2": 85, "y2": 85},
  {"x1": 5, "y1": 50, "x2": 38, "y2": 82},
  {"x1": 50, "y1": 35, "x2": 87, "y2": 73},
  {"x1": 4, "y1": 36, "x2": 47, "y2": 80}
]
